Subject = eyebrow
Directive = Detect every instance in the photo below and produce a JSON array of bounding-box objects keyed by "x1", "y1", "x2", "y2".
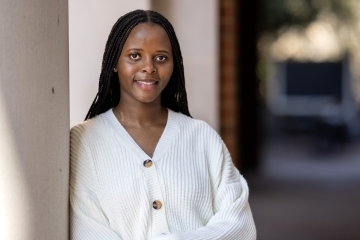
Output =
[
  {"x1": 156, "y1": 50, "x2": 171, "y2": 54},
  {"x1": 125, "y1": 48, "x2": 171, "y2": 55},
  {"x1": 125, "y1": 48, "x2": 143, "y2": 52}
]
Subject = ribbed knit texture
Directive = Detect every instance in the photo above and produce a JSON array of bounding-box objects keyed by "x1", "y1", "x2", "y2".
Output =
[{"x1": 70, "y1": 109, "x2": 256, "y2": 240}]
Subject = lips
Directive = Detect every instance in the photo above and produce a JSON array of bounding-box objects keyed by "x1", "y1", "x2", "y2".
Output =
[
  {"x1": 134, "y1": 79, "x2": 159, "y2": 90},
  {"x1": 134, "y1": 80, "x2": 158, "y2": 85}
]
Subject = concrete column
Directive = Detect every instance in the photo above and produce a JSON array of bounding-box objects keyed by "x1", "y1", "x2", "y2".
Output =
[
  {"x1": 69, "y1": 0, "x2": 151, "y2": 127},
  {"x1": 0, "y1": 1, "x2": 69, "y2": 239},
  {"x1": 152, "y1": 0, "x2": 220, "y2": 131}
]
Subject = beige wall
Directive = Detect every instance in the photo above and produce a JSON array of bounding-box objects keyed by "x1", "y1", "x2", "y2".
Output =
[
  {"x1": 70, "y1": 0, "x2": 219, "y2": 130},
  {"x1": 0, "y1": 0, "x2": 69, "y2": 239},
  {"x1": 69, "y1": 0, "x2": 150, "y2": 126},
  {"x1": 152, "y1": 0, "x2": 219, "y2": 130}
]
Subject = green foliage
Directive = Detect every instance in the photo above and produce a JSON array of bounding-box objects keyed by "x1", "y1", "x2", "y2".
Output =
[{"x1": 263, "y1": 0, "x2": 354, "y2": 32}]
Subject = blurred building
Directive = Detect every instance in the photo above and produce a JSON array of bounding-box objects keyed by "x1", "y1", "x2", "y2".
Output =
[
  {"x1": 256, "y1": 0, "x2": 360, "y2": 159},
  {"x1": 251, "y1": 1, "x2": 360, "y2": 239}
]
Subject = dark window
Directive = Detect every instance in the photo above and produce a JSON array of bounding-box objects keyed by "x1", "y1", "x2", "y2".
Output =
[{"x1": 286, "y1": 62, "x2": 342, "y2": 97}]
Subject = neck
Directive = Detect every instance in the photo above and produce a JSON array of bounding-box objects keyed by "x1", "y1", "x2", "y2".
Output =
[{"x1": 113, "y1": 97, "x2": 166, "y2": 127}]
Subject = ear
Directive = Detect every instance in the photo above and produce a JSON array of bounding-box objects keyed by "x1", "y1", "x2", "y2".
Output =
[{"x1": 113, "y1": 68, "x2": 118, "y2": 72}]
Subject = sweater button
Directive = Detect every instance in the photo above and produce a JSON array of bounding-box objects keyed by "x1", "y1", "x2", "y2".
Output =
[
  {"x1": 143, "y1": 159, "x2": 153, "y2": 168},
  {"x1": 153, "y1": 200, "x2": 162, "y2": 210}
]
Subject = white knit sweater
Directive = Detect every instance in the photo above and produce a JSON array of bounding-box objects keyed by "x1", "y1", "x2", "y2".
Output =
[{"x1": 70, "y1": 109, "x2": 256, "y2": 240}]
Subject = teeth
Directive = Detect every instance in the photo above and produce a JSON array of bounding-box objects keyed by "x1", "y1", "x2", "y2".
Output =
[{"x1": 136, "y1": 81, "x2": 157, "y2": 85}]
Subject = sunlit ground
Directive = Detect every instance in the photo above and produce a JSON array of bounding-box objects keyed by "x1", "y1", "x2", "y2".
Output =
[
  {"x1": 246, "y1": 127, "x2": 360, "y2": 239},
  {"x1": 261, "y1": 137, "x2": 360, "y2": 183}
]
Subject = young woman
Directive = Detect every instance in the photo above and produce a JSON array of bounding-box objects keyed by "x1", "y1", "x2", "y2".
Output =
[{"x1": 70, "y1": 10, "x2": 256, "y2": 240}]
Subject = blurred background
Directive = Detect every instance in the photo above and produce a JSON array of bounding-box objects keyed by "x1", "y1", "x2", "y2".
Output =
[
  {"x1": 243, "y1": 1, "x2": 360, "y2": 239},
  {"x1": 69, "y1": 0, "x2": 360, "y2": 239}
]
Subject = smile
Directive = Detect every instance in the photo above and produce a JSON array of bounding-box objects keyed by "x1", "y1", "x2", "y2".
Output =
[
  {"x1": 134, "y1": 80, "x2": 159, "y2": 85},
  {"x1": 134, "y1": 79, "x2": 160, "y2": 90}
]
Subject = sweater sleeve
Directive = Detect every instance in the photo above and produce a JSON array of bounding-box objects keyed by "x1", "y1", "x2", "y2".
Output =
[
  {"x1": 150, "y1": 138, "x2": 256, "y2": 240},
  {"x1": 70, "y1": 126, "x2": 122, "y2": 240}
]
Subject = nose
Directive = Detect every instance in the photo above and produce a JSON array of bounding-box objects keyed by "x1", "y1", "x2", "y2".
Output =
[{"x1": 142, "y1": 58, "x2": 157, "y2": 73}]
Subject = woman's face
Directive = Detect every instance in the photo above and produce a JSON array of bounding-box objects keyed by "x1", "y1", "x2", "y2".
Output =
[{"x1": 115, "y1": 23, "x2": 174, "y2": 105}]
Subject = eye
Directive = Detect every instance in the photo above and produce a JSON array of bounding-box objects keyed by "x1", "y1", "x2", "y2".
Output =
[
  {"x1": 129, "y1": 53, "x2": 140, "y2": 60},
  {"x1": 155, "y1": 55, "x2": 167, "y2": 62}
]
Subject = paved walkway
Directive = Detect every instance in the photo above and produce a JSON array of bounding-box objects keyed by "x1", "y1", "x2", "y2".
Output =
[{"x1": 245, "y1": 138, "x2": 360, "y2": 240}]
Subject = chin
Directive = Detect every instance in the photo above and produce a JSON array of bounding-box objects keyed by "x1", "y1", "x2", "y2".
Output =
[{"x1": 135, "y1": 95, "x2": 161, "y2": 104}]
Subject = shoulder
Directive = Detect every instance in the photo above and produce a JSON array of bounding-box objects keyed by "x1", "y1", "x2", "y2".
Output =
[
  {"x1": 171, "y1": 110, "x2": 223, "y2": 145},
  {"x1": 70, "y1": 110, "x2": 112, "y2": 145},
  {"x1": 172, "y1": 111, "x2": 232, "y2": 169}
]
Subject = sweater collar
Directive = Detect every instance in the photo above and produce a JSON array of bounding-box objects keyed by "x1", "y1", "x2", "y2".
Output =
[{"x1": 103, "y1": 108, "x2": 180, "y2": 162}]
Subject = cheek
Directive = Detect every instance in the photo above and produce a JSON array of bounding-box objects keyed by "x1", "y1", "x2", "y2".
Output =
[
  {"x1": 118, "y1": 63, "x2": 137, "y2": 81},
  {"x1": 161, "y1": 63, "x2": 174, "y2": 82}
]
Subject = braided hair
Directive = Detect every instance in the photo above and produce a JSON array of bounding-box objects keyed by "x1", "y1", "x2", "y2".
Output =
[{"x1": 85, "y1": 9, "x2": 191, "y2": 120}]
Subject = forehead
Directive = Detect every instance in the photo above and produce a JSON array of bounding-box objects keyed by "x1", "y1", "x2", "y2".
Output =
[{"x1": 123, "y1": 23, "x2": 172, "y2": 50}]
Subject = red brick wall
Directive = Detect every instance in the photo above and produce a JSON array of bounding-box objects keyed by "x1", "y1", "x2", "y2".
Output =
[{"x1": 220, "y1": 0, "x2": 240, "y2": 168}]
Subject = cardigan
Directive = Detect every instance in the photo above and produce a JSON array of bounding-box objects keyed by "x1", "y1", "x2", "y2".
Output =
[{"x1": 70, "y1": 108, "x2": 256, "y2": 240}]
